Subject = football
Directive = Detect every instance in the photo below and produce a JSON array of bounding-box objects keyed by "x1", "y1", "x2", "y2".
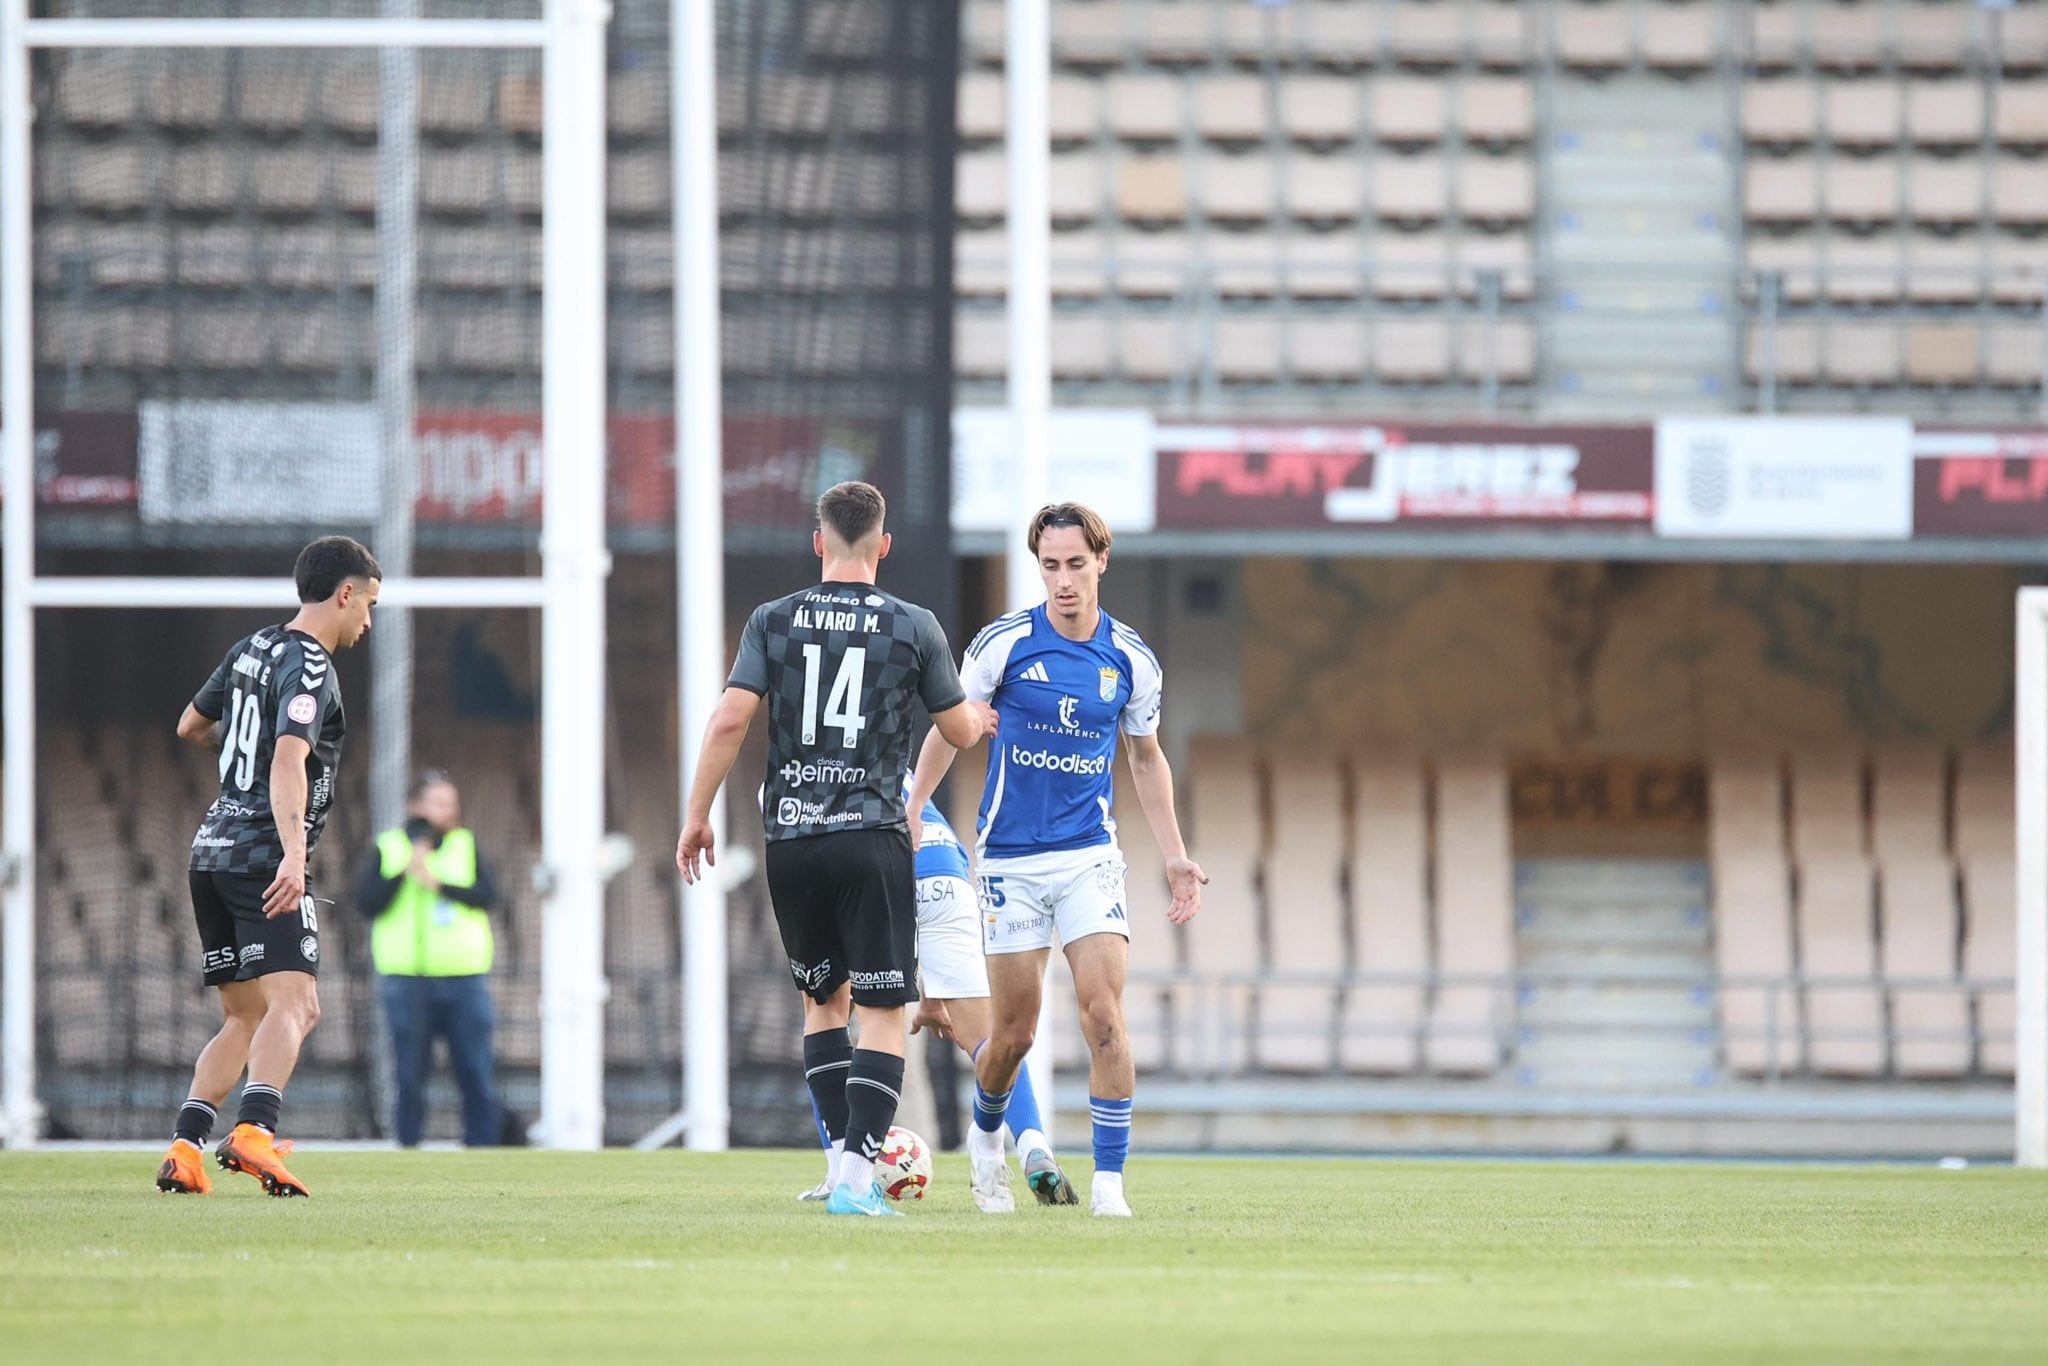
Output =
[{"x1": 873, "y1": 1126, "x2": 932, "y2": 1201}]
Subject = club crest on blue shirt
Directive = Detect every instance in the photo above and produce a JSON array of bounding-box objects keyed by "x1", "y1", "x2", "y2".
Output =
[{"x1": 1098, "y1": 667, "x2": 1120, "y2": 701}]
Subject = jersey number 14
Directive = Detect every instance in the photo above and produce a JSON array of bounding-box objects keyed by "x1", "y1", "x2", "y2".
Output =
[{"x1": 799, "y1": 643, "x2": 867, "y2": 749}]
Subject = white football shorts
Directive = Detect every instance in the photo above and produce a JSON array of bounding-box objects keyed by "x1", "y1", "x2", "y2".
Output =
[
  {"x1": 916, "y1": 873, "x2": 990, "y2": 1000},
  {"x1": 978, "y1": 844, "x2": 1130, "y2": 956}
]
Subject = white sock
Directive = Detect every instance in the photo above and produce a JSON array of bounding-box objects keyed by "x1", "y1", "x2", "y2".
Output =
[
  {"x1": 822, "y1": 1138, "x2": 842, "y2": 1185},
  {"x1": 1015, "y1": 1127, "x2": 1050, "y2": 1159},
  {"x1": 839, "y1": 1153, "x2": 875, "y2": 1192},
  {"x1": 1092, "y1": 1169, "x2": 1124, "y2": 1196},
  {"x1": 967, "y1": 1125, "x2": 1004, "y2": 1160}
]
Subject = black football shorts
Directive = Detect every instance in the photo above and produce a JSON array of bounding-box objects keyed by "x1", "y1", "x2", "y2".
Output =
[
  {"x1": 190, "y1": 869, "x2": 322, "y2": 987},
  {"x1": 764, "y1": 827, "x2": 917, "y2": 1007}
]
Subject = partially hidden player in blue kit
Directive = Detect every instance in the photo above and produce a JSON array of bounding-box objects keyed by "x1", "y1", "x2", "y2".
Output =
[{"x1": 798, "y1": 791, "x2": 1070, "y2": 1204}]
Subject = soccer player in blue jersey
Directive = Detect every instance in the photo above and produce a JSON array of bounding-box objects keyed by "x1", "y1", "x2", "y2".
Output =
[
  {"x1": 908, "y1": 502, "x2": 1205, "y2": 1217},
  {"x1": 796, "y1": 792, "x2": 1068, "y2": 1206}
]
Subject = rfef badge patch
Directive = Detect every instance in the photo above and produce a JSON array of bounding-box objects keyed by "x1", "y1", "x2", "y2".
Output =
[{"x1": 287, "y1": 693, "x2": 318, "y2": 725}]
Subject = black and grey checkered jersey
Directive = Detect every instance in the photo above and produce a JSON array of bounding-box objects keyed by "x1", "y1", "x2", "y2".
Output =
[
  {"x1": 729, "y1": 582, "x2": 965, "y2": 843},
  {"x1": 187, "y1": 625, "x2": 347, "y2": 874}
]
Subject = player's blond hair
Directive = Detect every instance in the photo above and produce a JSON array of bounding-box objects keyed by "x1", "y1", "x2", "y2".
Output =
[{"x1": 1026, "y1": 502, "x2": 1112, "y2": 556}]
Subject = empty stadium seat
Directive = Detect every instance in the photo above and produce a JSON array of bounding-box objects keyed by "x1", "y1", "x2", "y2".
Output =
[
  {"x1": 1908, "y1": 156, "x2": 1984, "y2": 227},
  {"x1": 1426, "y1": 755, "x2": 1513, "y2": 1074},
  {"x1": 1642, "y1": 3, "x2": 1717, "y2": 72},
  {"x1": 1824, "y1": 235, "x2": 1903, "y2": 305},
  {"x1": 149, "y1": 55, "x2": 228, "y2": 131},
  {"x1": 1373, "y1": 155, "x2": 1450, "y2": 223},
  {"x1": 1283, "y1": 227, "x2": 1365, "y2": 300},
  {"x1": 1825, "y1": 320, "x2": 1903, "y2": 387},
  {"x1": 1824, "y1": 158, "x2": 1900, "y2": 224},
  {"x1": 1344, "y1": 754, "x2": 1430, "y2": 1074},
  {"x1": 1961, "y1": 852, "x2": 2016, "y2": 1076},
  {"x1": 1116, "y1": 155, "x2": 1188, "y2": 224},
  {"x1": 1198, "y1": 155, "x2": 1279, "y2": 225},
  {"x1": 1985, "y1": 324, "x2": 2044, "y2": 388},
  {"x1": 1746, "y1": 321, "x2": 1820, "y2": 384},
  {"x1": 1907, "y1": 80, "x2": 1983, "y2": 148},
  {"x1": 1825, "y1": 80, "x2": 1902, "y2": 148},
  {"x1": 1281, "y1": 77, "x2": 1361, "y2": 145},
  {"x1": 1993, "y1": 161, "x2": 2048, "y2": 227},
  {"x1": 1376, "y1": 316, "x2": 1453, "y2": 383},
  {"x1": 1119, "y1": 314, "x2": 1181, "y2": 381},
  {"x1": 1209, "y1": 229, "x2": 1281, "y2": 297},
  {"x1": 1744, "y1": 79, "x2": 1819, "y2": 146},
  {"x1": 1298, "y1": 1, "x2": 1377, "y2": 68},
  {"x1": 1460, "y1": 77, "x2": 1535, "y2": 145},
  {"x1": 1996, "y1": 82, "x2": 2048, "y2": 149},
  {"x1": 1215, "y1": 315, "x2": 1283, "y2": 381},
  {"x1": 1556, "y1": 3, "x2": 1631, "y2": 71},
  {"x1": 1290, "y1": 315, "x2": 1369, "y2": 382},
  {"x1": 1906, "y1": 323, "x2": 1980, "y2": 386},
  {"x1": 1813, "y1": 6, "x2": 1886, "y2": 70},
  {"x1": 1898, "y1": 3, "x2": 1978, "y2": 71},
  {"x1": 1050, "y1": 229, "x2": 1111, "y2": 299},
  {"x1": 1459, "y1": 318, "x2": 1537, "y2": 384},
  {"x1": 1107, "y1": 71, "x2": 1183, "y2": 143},
  {"x1": 1196, "y1": 75, "x2": 1269, "y2": 145},
  {"x1": 56, "y1": 54, "x2": 141, "y2": 128},
  {"x1": 1470, "y1": 3, "x2": 1531, "y2": 68},
  {"x1": 1112, "y1": 229, "x2": 1192, "y2": 298},
  {"x1": 1371, "y1": 230, "x2": 1452, "y2": 301},
  {"x1": 1287, "y1": 154, "x2": 1366, "y2": 223},
  {"x1": 1880, "y1": 855, "x2": 1968, "y2": 1077},
  {"x1": 1456, "y1": 157, "x2": 1536, "y2": 224},
  {"x1": 1745, "y1": 157, "x2": 1822, "y2": 223},
  {"x1": 958, "y1": 70, "x2": 1005, "y2": 141},
  {"x1": 1371, "y1": 77, "x2": 1447, "y2": 147},
  {"x1": 1184, "y1": 737, "x2": 1263, "y2": 1075},
  {"x1": 1711, "y1": 754, "x2": 1803, "y2": 1076},
  {"x1": 1391, "y1": 0, "x2": 1461, "y2": 65},
  {"x1": 1798, "y1": 854, "x2": 1884, "y2": 1075},
  {"x1": 1135, "y1": 1, "x2": 1211, "y2": 66},
  {"x1": 1256, "y1": 750, "x2": 1345, "y2": 1073},
  {"x1": 1049, "y1": 313, "x2": 1113, "y2": 379},
  {"x1": 1747, "y1": 233, "x2": 1821, "y2": 303}
]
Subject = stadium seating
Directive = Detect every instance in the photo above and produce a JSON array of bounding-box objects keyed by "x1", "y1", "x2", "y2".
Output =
[
  {"x1": 1710, "y1": 753, "x2": 1802, "y2": 1076},
  {"x1": 1256, "y1": 748, "x2": 1346, "y2": 1074},
  {"x1": 1342, "y1": 752, "x2": 1429, "y2": 1074},
  {"x1": 1183, "y1": 736, "x2": 1263, "y2": 1076},
  {"x1": 1426, "y1": 754, "x2": 1513, "y2": 1075}
]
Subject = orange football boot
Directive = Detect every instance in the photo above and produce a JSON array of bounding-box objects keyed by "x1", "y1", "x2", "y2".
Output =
[
  {"x1": 156, "y1": 1138, "x2": 212, "y2": 1195},
  {"x1": 215, "y1": 1123, "x2": 310, "y2": 1197}
]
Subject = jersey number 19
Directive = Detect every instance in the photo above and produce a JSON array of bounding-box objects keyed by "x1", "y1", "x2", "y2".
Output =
[
  {"x1": 799, "y1": 643, "x2": 867, "y2": 750},
  {"x1": 217, "y1": 686, "x2": 263, "y2": 792}
]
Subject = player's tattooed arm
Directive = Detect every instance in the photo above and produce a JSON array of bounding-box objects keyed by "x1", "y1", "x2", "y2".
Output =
[
  {"x1": 263, "y1": 735, "x2": 312, "y2": 918},
  {"x1": 176, "y1": 703, "x2": 223, "y2": 753},
  {"x1": 1125, "y1": 733, "x2": 1207, "y2": 924}
]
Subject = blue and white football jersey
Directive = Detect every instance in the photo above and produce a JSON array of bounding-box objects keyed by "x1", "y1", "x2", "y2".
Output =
[
  {"x1": 962, "y1": 605, "x2": 1163, "y2": 859},
  {"x1": 915, "y1": 797, "x2": 971, "y2": 883}
]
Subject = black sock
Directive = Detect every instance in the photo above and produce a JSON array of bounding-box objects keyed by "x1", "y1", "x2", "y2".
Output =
[
  {"x1": 173, "y1": 1098, "x2": 217, "y2": 1146},
  {"x1": 237, "y1": 1083, "x2": 282, "y2": 1133},
  {"x1": 843, "y1": 1049, "x2": 907, "y2": 1166},
  {"x1": 802, "y1": 1028, "x2": 854, "y2": 1144}
]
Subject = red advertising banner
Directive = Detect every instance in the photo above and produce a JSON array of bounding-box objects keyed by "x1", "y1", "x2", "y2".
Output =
[
  {"x1": 1913, "y1": 431, "x2": 2048, "y2": 538},
  {"x1": 1154, "y1": 422, "x2": 1655, "y2": 531}
]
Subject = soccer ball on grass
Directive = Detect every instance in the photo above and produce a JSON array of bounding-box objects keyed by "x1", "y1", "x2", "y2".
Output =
[{"x1": 873, "y1": 1127, "x2": 932, "y2": 1201}]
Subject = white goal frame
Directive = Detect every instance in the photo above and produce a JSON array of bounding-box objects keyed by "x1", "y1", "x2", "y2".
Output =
[
  {"x1": 0, "y1": 4, "x2": 613, "y2": 1149},
  {"x1": 2015, "y1": 589, "x2": 2048, "y2": 1167}
]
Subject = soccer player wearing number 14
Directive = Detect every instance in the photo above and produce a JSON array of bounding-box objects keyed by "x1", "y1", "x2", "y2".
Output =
[
  {"x1": 908, "y1": 503, "x2": 1206, "y2": 1218},
  {"x1": 156, "y1": 537, "x2": 381, "y2": 1199}
]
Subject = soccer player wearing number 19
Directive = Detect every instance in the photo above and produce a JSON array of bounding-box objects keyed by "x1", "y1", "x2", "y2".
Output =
[
  {"x1": 155, "y1": 537, "x2": 381, "y2": 1199},
  {"x1": 907, "y1": 503, "x2": 1206, "y2": 1218},
  {"x1": 677, "y1": 482, "x2": 996, "y2": 1218}
]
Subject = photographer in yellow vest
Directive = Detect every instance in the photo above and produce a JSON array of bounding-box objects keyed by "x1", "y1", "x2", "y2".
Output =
[{"x1": 352, "y1": 771, "x2": 502, "y2": 1147}]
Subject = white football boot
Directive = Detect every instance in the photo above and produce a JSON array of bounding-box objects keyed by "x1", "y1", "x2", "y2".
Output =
[
  {"x1": 1089, "y1": 1171, "x2": 1133, "y2": 1218},
  {"x1": 795, "y1": 1179, "x2": 832, "y2": 1202},
  {"x1": 968, "y1": 1148, "x2": 1015, "y2": 1214}
]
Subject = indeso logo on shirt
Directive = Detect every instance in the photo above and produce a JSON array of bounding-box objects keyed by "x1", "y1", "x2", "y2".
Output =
[{"x1": 287, "y1": 694, "x2": 318, "y2": 725}]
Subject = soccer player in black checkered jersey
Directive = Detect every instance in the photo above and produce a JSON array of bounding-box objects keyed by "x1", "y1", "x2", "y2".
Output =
[
  {"x1": 678, "y1": 482, "x2": 996, "y2": 1217},
  {"x1": 155, "y1": 537, "x2": 380, "y2": 1198}
]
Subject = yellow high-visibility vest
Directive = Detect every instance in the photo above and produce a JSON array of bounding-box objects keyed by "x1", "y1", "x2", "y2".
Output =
[{"x1": 370, "y1": 827, "x2": 492, "y2": 977}]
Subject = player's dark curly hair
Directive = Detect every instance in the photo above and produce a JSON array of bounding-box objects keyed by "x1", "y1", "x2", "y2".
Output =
[
  {"x1": 817, "y1": 481, "x2": 887, "y2": 547},
  {"x1": 294, "y1": 535, "x2": 383, "y2": 603}
]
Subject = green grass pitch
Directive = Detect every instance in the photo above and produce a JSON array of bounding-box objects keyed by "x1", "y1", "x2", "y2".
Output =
[{"x1": 3, "y1": 1150, "x2": 2047, "y2": 1364}]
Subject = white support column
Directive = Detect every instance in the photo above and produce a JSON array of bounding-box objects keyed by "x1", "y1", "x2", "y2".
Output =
[
  {"x1": 674, "y1": 0, "x2": 729, "y2": 1153},
  {"x1": 2017, "y1": 589, "x2": 2048, "y2": 1168},
  {"x1": 539, "y1": 0, "x2": 611, "y2": 1151},
  {"x1": 372, "y1": 0, "x2": 419, "y2": 833},
  {"x1": 1, "y1": 0, "x2": 41, "y2": 1149},
  {"x1": 1006, "y1": 0, "x2": 1055, "y2": 1142}
]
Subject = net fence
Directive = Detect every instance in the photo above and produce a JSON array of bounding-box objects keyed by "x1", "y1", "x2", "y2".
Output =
[{"x1": 18, "y1": 0, "x2": 958, "y2": 1145}]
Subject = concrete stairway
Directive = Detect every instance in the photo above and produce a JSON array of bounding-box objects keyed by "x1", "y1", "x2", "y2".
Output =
[
  {"x1": 1512, "y1": 859, "x2": 1718, "y2": 1090},
  {"x1": 1541, "y1": 72, "x2": 1739, "y2": 414}
]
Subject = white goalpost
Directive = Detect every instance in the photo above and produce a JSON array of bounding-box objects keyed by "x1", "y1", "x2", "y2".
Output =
[
  {"x1": 2015, "y1": 588, "x2": 2048, "y2": 1169},
  {"x1": 0, "y1": 3, "x2": 612, "y2": 1150}
]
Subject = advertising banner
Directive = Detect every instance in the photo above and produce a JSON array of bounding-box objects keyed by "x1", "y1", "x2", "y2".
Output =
[
  {"x1": 139, "y1": 402, "x2": 383, "y2": 524},
  {"x1": 1153, "y1": 421, "x2": 1654, "y2": 530},
  {"x1": 952, "y1": 408, "x2": 1156, "y2": 533},
  {"x1": 1912, "y1": 430, "x2": 2048, "y2": 538},
  {"x1": 1653, "y1": 417, "x2": 1914, "y2": 540}
]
